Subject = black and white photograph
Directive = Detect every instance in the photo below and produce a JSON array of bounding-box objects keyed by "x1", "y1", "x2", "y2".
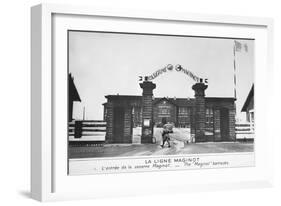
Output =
[{"x1": 67, "y1": 30, "x2": 255, "y2": 175}]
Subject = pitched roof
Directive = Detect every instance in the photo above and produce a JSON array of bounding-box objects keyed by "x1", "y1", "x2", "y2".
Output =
[
  {"x1": 206, "y1": 97, "x2": 236, "y2": 102},
  {"x1": 105, "y1": 95, "x2": 142, "y2": 101},
  {"x1": 153, "y1": 97, "x2": 195, "y2": 107},
  {"x1": 153, "y1": 97, "x2": 178, "y2": 106},
  {"x1": 69, "y1": 74, "x2": 81, "y2": 102},
  {"x1": 241, "y1": 84, "x2": 254, "y2": 112},
  {"x1": 103, "y1": 95, "x2": 236, "y2": 107}
]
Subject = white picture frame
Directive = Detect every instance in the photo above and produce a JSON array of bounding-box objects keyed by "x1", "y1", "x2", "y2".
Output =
[{"x1": 31, "y1": 3, "x2": 274, "y2": 202}]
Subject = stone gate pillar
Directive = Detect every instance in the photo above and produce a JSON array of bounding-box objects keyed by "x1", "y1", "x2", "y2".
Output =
[
  {"x1": 140, "y1": 81, "x2": 156, "y2": 143},
  {"x1": 192, "y1": 83, "x2": 208, "y2": 142}
]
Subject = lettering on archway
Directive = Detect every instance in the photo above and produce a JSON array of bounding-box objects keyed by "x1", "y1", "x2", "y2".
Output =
[
  {"x1": 139, "y1": 64, "x2": 208, "y2": 143},
  {"x1": 139, "y1": 64, "x2": 208, "y2": 84}
]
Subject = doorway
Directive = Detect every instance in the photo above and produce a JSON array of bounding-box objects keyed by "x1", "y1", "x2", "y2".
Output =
[
  {"x1": 220, "y1": 108, "x2": 229, "y2": 141},
  {"x1": 113, "y1": 107, "x2": 125, "y2": 143}
]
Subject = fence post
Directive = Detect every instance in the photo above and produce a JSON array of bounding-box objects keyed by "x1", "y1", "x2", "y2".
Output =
[{"x1": 74, "y1": 120, "x2": 83, "y2": 138}]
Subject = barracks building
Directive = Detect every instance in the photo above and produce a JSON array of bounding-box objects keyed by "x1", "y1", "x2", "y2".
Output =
[{"x1": 103, "y1": 81, "x2": 236, "y2": 144}]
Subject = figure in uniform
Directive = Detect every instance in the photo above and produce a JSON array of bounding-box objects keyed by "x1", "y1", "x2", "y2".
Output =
[{"x1": 161, "y1": 123, "x2": 173, "y2": 148}]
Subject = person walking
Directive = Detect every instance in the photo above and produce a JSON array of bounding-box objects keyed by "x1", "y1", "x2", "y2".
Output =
[{"x1": 161, "y1": 123, "x2": 173, "y2": 148}]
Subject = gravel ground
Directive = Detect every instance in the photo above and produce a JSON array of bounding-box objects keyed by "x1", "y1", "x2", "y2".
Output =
[{"x1": 69, "y1": 141, "x2": 254, "y2": 159}]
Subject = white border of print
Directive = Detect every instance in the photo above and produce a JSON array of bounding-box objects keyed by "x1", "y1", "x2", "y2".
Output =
[{"x1": 31, "y1": 3, "x2": 274, "y2": 202}]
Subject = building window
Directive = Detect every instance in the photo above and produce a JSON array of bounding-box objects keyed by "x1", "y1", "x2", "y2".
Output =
[
  {"x1": 158, "y1": 105, "x2": 171, "y2": 117},
  {"x1": 178, "y1": 107, "x2": 190, "y2": 128},
  {"x1": 249, "y1": 109, "x2": 254, "y2": 132},
  {"x1": 132, "y1": 106, "x2": 142, "y2": 127},
  {"x1": 205, "y1": 107, "x2": 214, "y2": 135},
  {"x1": 179, "y1": 107, "x2": 188, "y2": 114}
]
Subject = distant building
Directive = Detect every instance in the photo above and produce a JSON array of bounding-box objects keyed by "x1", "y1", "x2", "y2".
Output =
[
  {"x1": 241, "y1": 84, "x2": 254, "y2": 130},
  {"x1": 68, "y1": 74, "x2": 81, "y2": 122}
]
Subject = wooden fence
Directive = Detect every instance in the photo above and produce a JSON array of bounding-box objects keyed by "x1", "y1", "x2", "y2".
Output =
[
  {"x1": 235, "y1": 122, "x2": 254, "y2": 141},
  {"x1": 68, "y1": 120, "x2": 106, "y2": 146},
  {"x1": 68, "y1": 120, "x2": 254, "y2": 146}
]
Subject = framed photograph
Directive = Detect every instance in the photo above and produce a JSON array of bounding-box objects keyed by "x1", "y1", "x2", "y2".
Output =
[{"x1": 31, "y1": 3, "x2": 274, "y2": 201}]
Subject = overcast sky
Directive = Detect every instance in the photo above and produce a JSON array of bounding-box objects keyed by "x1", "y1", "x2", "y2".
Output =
[{"x1": 69, "y1": 31, "x2": 254, "y2": 121}]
